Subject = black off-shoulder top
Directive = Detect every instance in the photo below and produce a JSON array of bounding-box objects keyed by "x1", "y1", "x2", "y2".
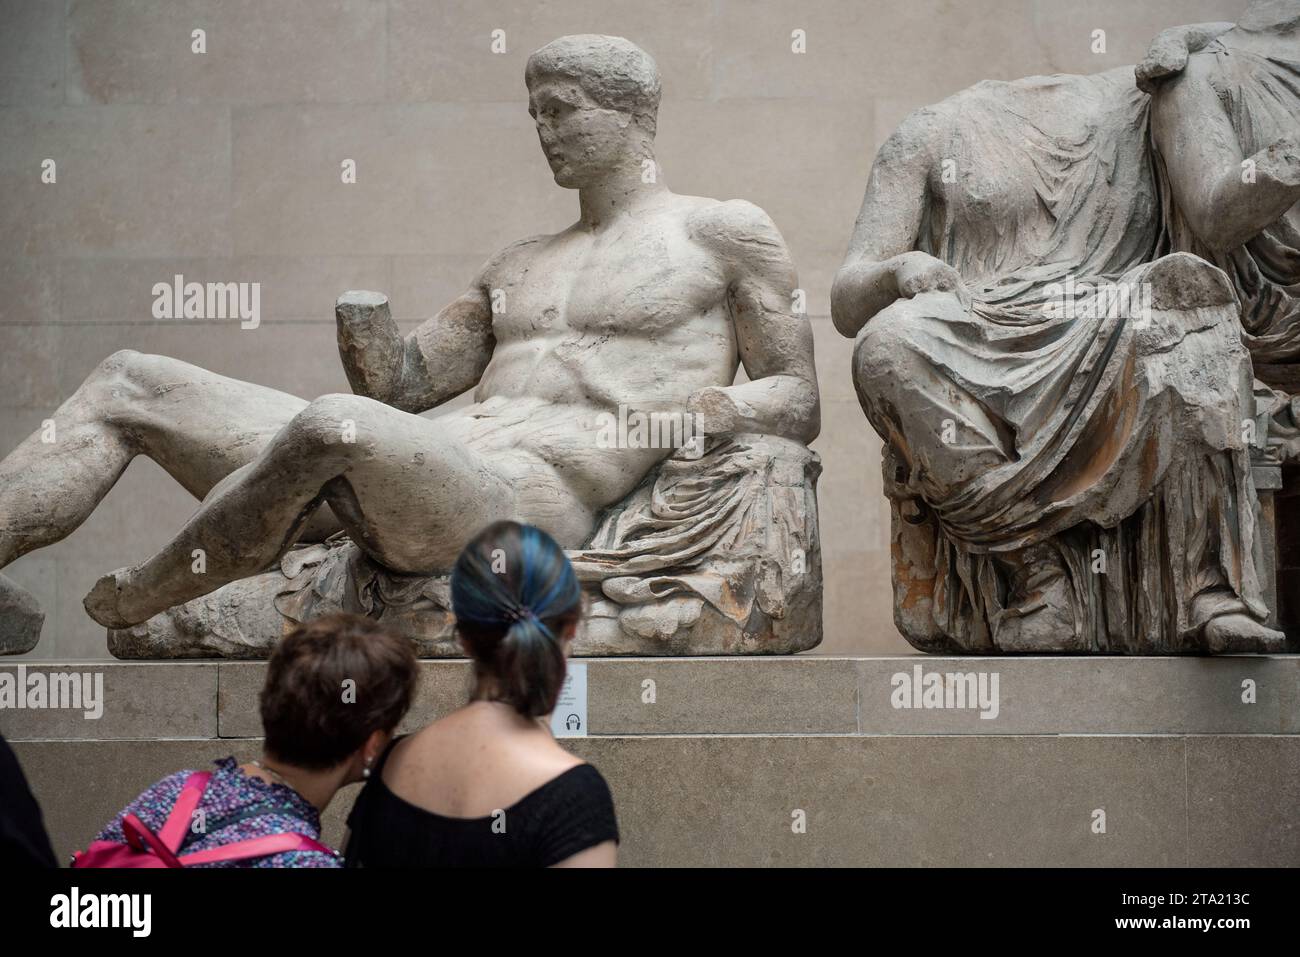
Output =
[{"x1": 343, "y1": 740, "x2": 619, "y2": 868}]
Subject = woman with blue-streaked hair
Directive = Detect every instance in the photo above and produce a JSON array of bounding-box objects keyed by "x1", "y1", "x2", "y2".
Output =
[{"x1": 343, "y1": 520, "x2": 619, "y2": 867}]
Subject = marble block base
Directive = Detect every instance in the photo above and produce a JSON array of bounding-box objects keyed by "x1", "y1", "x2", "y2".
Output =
[{"x1": 5, "y1": 657, "x2": 1298, "y2": 866}]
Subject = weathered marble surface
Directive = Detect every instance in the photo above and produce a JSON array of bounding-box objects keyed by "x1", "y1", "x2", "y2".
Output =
[
  {"x1": 1143, "y1": 4, "x2": 1300, "y2": 387},
  {"x1": 832, "y1": 11, "x2": 1293, "y2": 654},
  {"x1": 108, "y1": 433, "x2": 822, "y2": 657},
  {"x1": 0, "y1": 573, "x2": 43, "y2": 655},
  {"x1": 0, "y1": 35, "x2": 822, "y2": 657},
  {"x1": 1141, "y1": 3, "x2": 1300, "y2": 460}
]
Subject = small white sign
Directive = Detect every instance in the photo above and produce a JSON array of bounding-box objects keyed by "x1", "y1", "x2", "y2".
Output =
[{"x1": 550, "y1": 661, "x2": 588, "y2": 738}]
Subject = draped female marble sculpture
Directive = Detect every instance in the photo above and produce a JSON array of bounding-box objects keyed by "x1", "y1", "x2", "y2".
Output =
[
  {"x1": 832, "y1": 54, "x2": 1283, "y2": 654},
  {"x1": 0, "y1": 35, "x2": 822, "y2": 656},
  {"x1": 1139, "y1": 0, "x2": 1300, "y2": 458}
]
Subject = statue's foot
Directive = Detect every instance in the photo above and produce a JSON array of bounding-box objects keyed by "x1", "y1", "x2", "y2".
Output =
[
  {"x1": 83, "y1": 566, "x2": 150, "y2": 629},
  {"x1": 1203, "y1": 614, "x2": 1287, "y2": 654},
  {"x1": 992, "y1": 547, "x2": 1082, "y2": 652},
  {"x1": 993, "y1": 596, "x2": 1080, "y2": 652},
  {"x1": 0, "y1": 573, "x2": 44, "y2": 654}
]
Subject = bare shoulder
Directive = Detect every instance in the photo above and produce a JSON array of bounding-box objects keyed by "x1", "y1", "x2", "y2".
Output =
[
  {"x1": 685, "y1": 196, "x2": 783, "y2": 246},
  {"x1": 386, "y1": 710, "x2": 462, "y2": 765},
  {"x1": 1151, "y1": 47, "x2": 1223, "y2": 107},
  {"x1": 876, "y1": 105, "x2": 942, "y2": 165},
  {"x1": 474, "y1": 232, "x2": 551, "y2": 286},
  {"x1": 683, "y1": 197, "x2": 794, "y2": 279},
  {"x1": 495, "y1": 745, "x2": 589, "y2": 809},
  {"x1": 398, "y1": 708, "x2": 582, "y2": 772},
  {"x1": 536, "y1": 742, "x2": 586, "y2": 776}
]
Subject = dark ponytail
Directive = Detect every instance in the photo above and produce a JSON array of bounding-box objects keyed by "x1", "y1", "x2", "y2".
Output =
[{"x1": 450, "y1": 521, "x2": 582, "y2": 717}]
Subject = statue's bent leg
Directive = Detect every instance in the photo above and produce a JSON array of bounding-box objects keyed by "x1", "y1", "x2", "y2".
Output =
[
  {"x1": 82, "y1": 393, "x2": 540, "y2": 628},
  {"x1": 854, "y1": 299, "x2": 1077, "y2": 649},
  {"x1": 0, "y1": 350, "x2": 337, "y2": 570},
  {"x1": 852, "y1": 295, "x2": 1014, "y2": 484}
]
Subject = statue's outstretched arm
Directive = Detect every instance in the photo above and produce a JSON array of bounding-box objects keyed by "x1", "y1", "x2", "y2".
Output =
[
  {"x1": 335, "y1": 277, "x2": 495, "y2": 414},
  {"x1": 687, "y1": 199, "x2": 820, "y2": 444},
  {"x1": 1151, "y1": 57, "x2": 1300, "y2": 253}
]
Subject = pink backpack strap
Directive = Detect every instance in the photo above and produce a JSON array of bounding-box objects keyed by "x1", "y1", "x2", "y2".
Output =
[
  {"x1": 178, "y1": 832, "x2": 335, "y2": 866},
  {"x1": 121, "y1": 813, "x2": 183, "y2": 867},
  {"x1": 158, "y1": 770, "x2": 212, "y2": 853}
]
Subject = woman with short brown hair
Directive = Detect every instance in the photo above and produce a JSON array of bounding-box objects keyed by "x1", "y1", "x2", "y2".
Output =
[{"x1": 81, "y1": 613, "x2": 417, "y2": 867}]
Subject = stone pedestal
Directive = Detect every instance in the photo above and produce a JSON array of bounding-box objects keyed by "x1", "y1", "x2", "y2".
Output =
[{"x1": 5, "y1": 657, "x2": 1298, "y2": 866}]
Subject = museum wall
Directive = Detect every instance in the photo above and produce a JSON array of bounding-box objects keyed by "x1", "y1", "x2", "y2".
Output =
[{"x1": 0, "y1": 0, "x2": 1242, "y2": 659}]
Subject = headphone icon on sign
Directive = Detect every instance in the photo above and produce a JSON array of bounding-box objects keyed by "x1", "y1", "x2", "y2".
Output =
[{"x1": 565, "y1": 714, "x2": 582, "y2": 731}]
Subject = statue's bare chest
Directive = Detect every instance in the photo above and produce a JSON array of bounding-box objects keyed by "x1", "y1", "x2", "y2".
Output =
[{"x1": 487, "y1": 222, "x2": 726, "y2": 340}]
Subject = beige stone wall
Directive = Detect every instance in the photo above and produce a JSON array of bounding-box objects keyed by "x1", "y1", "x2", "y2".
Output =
[{"x1": 0, "y1": 0, "x2": 1243, "y2": 659}]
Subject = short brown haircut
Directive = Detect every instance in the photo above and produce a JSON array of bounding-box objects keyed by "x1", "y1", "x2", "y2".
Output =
[{"x1": 260, "y1": 613, "x2": 418, "y2": 770}]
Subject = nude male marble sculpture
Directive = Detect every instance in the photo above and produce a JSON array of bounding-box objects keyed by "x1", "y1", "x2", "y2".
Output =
[
  {"x1": 0, "y1": 35, "x2": 820, "y2": 653},
  {"x1": 832, "y1": 34, "x2": 1283, "y2": 654}
]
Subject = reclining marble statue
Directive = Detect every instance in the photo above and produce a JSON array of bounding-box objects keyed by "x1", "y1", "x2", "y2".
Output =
[
  {"x1": 0, "y1": 35, "x2": 823, "y2": 656},
  {"x1": 831, "y1": 5, "x2": 1296, "y2": 654}
]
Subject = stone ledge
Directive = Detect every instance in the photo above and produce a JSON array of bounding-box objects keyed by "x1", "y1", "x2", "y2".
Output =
[
  {"x1": 14, "y1": 735, "x2": 1299, "y2": 867},
  {"x1": 3, "y1": 656, "x2": 1296, "y2": 740},
  {"x1": 0, "y1": 662, "x2": 217, "y2": 739}
]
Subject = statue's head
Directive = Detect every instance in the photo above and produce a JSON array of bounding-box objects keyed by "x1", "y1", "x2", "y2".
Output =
[{"x1": 525, "y1": 35, "x2": 661, "y2": 188}]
